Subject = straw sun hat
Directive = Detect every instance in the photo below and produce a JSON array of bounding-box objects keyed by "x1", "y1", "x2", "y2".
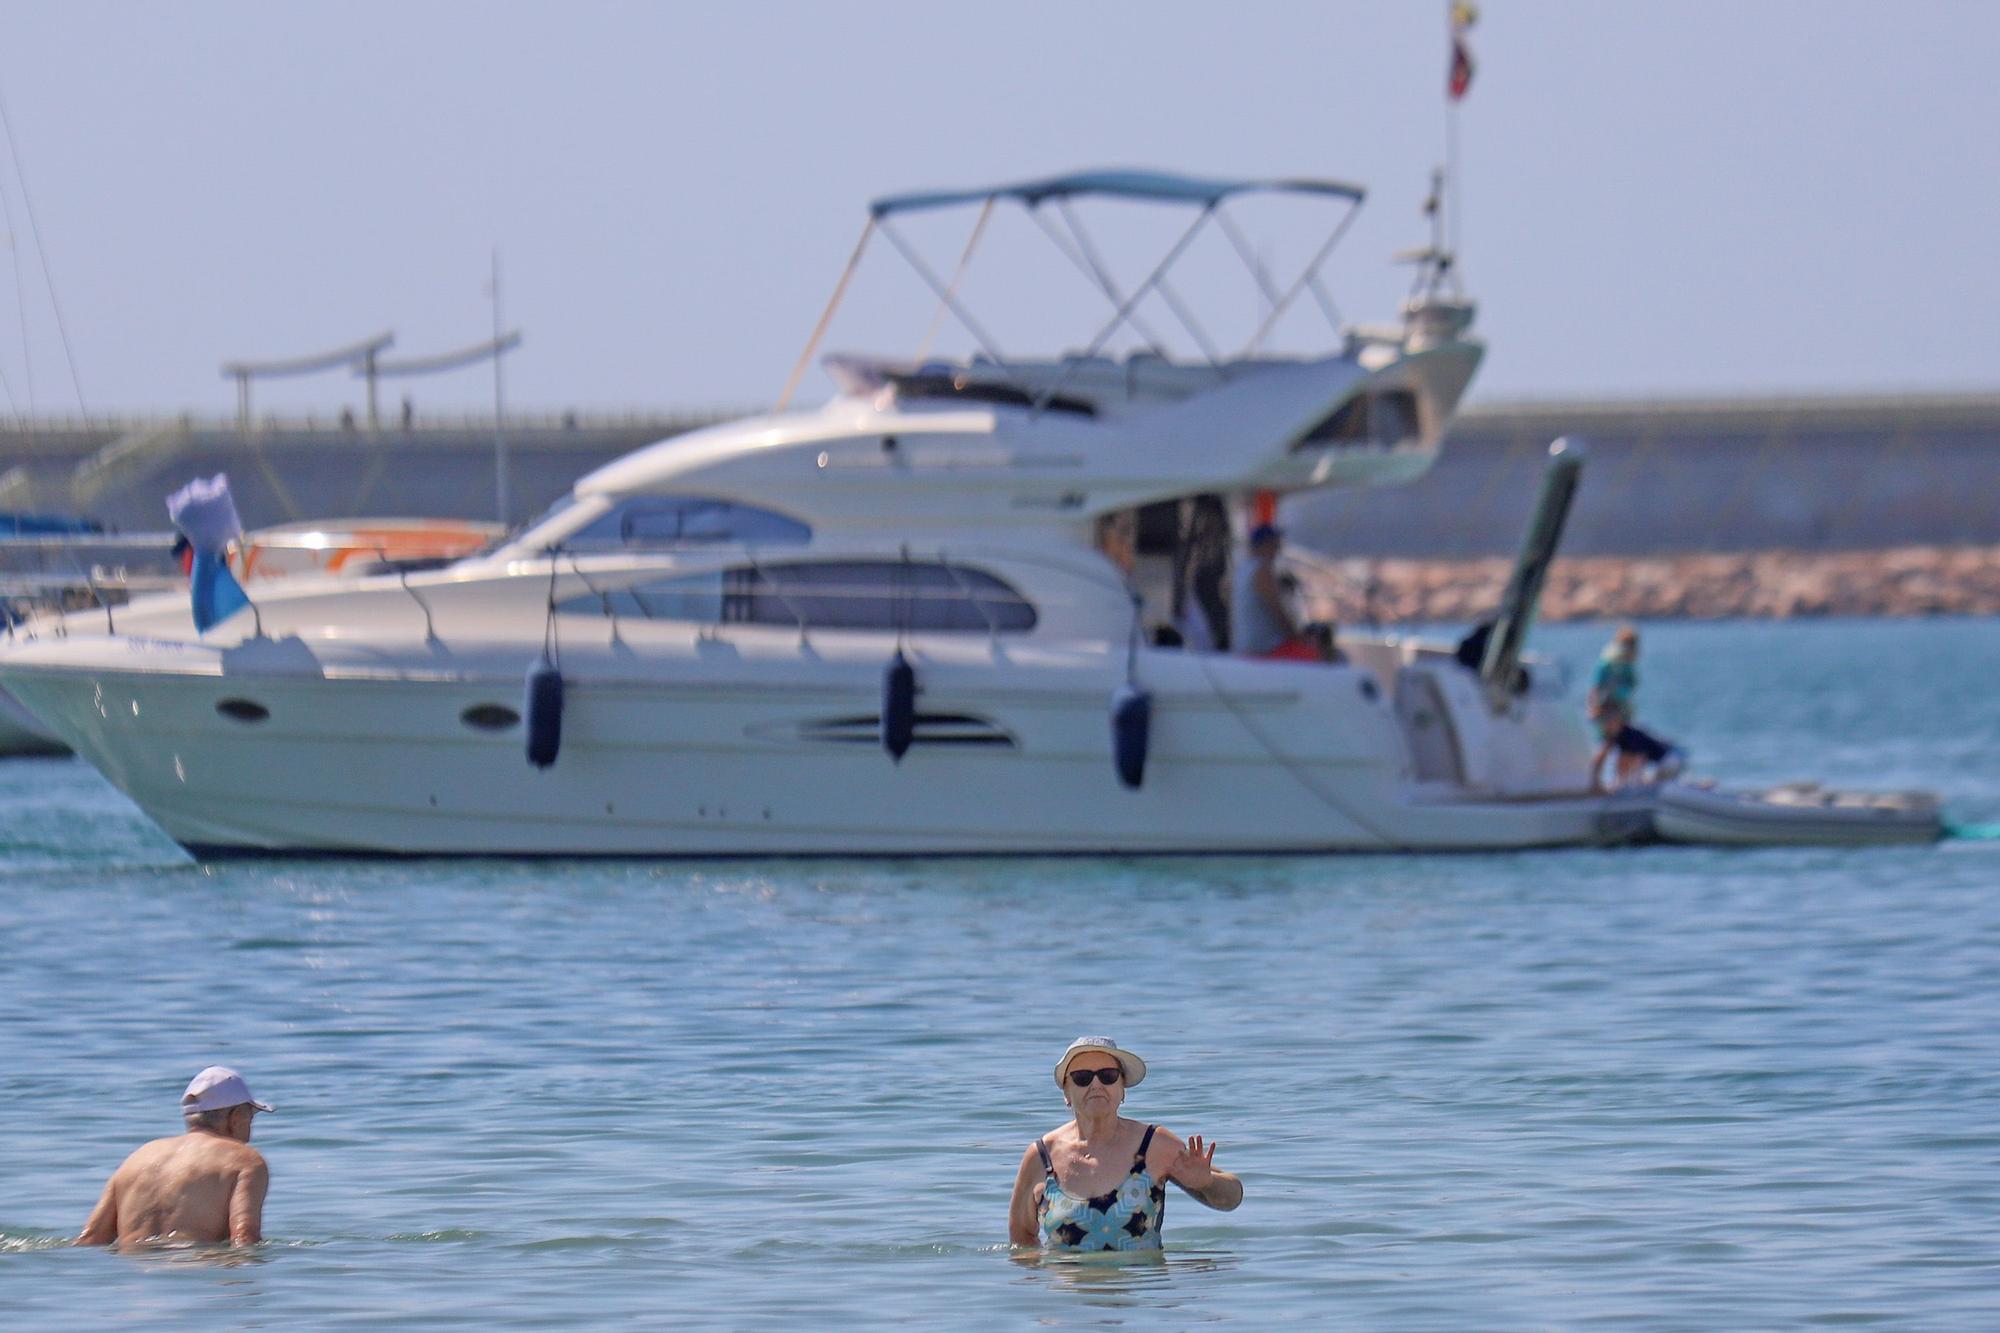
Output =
[{"x1": 1053, "y1": 1036, "x2": 1147, "y2": 1088}]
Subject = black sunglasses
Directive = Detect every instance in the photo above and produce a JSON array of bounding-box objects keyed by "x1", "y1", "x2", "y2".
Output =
[{"x1": 1067, "y1": 1066, "x2": 1123, "y2": 1087}]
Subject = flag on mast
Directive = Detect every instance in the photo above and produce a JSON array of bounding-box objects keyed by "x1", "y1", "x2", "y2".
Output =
[{"x1": 1449, "y1": 2, "x2": 1478, "y2": 101}]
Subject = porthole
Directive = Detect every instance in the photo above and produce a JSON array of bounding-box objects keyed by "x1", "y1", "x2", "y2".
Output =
[
  {"x1": 461, "y1": 703, "x2": 521, "y2": 731},
  {"x1": 215, "y1": 699, "x2": 269, "y2": 724}
]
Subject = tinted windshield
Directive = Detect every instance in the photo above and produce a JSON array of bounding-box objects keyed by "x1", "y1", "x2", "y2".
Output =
[{"x1": 559, "y1": 496, "x2": 812, "y2": 550}]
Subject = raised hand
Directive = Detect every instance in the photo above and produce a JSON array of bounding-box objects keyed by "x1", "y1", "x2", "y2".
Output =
[{"x1": 1170, "y1": 1133, "x2": 1217, "y2": 1190}]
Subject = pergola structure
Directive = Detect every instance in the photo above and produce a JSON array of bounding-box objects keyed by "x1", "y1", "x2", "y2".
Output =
[
  {"x1": 365, "y1": 331, "x2": 521, "y2": 385},
  {"x1": 221, "y1": 331, "x2": 395, "y2": 429},
  {"x1": 221, "y1": 329, "x2": 522, "y2": 431}
]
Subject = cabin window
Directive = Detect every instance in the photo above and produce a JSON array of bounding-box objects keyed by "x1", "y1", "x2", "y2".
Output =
[
  {"x1": 563, "y1": 573, "x2": 724, "y2": 623},
  {"x1": 561, "y1": 496, "x2": 812, "y2": 550},
  {"x1": 559, "y1": 560, "x2": 1037, "y2": 632},
  {"x1": 1293, "y1": 390, "x2": 1420, "y2": 449}
]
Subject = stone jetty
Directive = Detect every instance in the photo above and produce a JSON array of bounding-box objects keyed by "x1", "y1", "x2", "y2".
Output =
[{"x1": 1296, "y1": 545, "x2": 2000, "y2": 625}]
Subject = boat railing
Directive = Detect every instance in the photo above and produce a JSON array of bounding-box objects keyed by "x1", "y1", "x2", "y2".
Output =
[
  {"x1": 394, "y1": 563, "x2": 438, "y2": 643},
  {"x1": 935, "y1": 554, "x2": 1003, "y2": 645},
  {"x1": 733, "y1": 547, "x2": 814, "y2": 646}
]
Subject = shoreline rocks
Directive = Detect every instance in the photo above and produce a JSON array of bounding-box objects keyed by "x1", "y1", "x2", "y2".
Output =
[{"x1": 1296, "y1": 545, "x2": 2000, "y2": 623}]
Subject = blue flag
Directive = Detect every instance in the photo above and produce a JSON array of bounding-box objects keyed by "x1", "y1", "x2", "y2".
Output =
[
  {"x1": 188, "y1": 548, "x2": 251, "y2": 632},
  {"x1": 166, "y1": 473, "x2": 253, "y2": 633}
]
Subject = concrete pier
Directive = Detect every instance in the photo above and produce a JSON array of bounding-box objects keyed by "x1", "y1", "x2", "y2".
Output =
[{"x1": 0, "y1": 412, "x2": 726, "y2": 532}]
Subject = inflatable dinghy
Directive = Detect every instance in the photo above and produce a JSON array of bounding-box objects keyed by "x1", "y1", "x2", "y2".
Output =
[{"x1": 1652, "y1": 780, "x2": 1943, "y2": 847}]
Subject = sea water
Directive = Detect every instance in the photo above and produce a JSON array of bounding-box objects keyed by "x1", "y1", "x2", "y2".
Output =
[{"x1": 1, "y1": 618, "x2": 1996, "y2": 1329}]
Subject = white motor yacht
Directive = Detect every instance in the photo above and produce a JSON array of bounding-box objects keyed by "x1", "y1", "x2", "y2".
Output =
[{"x1": 0, "y1": 170, "x2": 1647, "y2": 856}]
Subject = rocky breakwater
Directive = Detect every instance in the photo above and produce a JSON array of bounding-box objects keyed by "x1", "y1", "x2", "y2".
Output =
[{"x1": 1295, "y1": 545, "x2": 2000, "y2": 624}]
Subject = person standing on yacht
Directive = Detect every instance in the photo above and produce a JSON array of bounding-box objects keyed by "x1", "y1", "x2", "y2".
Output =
[
  {"x1": 1589, "y1": 625, "x2": 1641, "y2": 718},
  {"x1": 1232, "y1": 524, "x2": 1335, "y2": 662},
  {"x1": 1008, "y1": 1037, "x2": 1242, "y2": 1251},
  {"x1": 75, "y1": 1066, "x2": 273, "y2": 1247},
  {"x1": 1175, "y1": 496, "x2": 1232, "y2": 652},
  {"x1": 1232, "y1": 524, "x2": 1303, "y2": 656}
]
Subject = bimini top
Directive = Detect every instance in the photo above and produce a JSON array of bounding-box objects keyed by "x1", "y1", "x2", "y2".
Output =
[{"x1": 869, "y1": 168, "x2": 1366, "y2": 218}]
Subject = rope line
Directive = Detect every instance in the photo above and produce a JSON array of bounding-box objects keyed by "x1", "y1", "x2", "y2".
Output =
[
  {"x1": 1196, "y1": 655, "x2": 1400, "y2": 845},
  {"x1": 0, "y1": 169, "x2": 27, "y2": 418},
  {"x1": 0, "y1": 88, "x2": 84, "y2": 411}
]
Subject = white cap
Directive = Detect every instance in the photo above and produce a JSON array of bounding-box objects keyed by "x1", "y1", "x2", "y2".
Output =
[
  {"x1": 181, "y1": 1066, "x2": 274, "y2": 1114},
  {"x1": 1054, "y1": 1036, "x2": 1147, "y2": 1088}
]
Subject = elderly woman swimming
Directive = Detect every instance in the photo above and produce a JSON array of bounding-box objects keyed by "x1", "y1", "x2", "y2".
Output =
[{"x1": 1008, "y1": 1036, "x2": 1243, "y2": 1251}]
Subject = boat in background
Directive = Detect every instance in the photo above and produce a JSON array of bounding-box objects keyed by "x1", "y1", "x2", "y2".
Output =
[
  {"x1": 0, "y1": 516, "x2": 504, "y2": 755},
  {"x1": 234, "y1": 518, "x2": 502, "y2": 580}
]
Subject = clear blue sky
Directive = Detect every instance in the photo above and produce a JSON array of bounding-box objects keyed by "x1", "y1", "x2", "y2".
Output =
[{"x1": 0, "y1": 2, "x2": 1991, "y2": 417}]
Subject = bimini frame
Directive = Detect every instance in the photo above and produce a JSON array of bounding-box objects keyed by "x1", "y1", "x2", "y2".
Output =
[{"x1": 775, "y1": 169, "x2": 1368, "y2": 413}]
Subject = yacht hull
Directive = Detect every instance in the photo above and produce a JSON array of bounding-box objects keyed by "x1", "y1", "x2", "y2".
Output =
[
  {"x1": 0, "y1": 687, "x2": 67, "y2": 756},
  {"x1": 0, "y1": 650, "x2": 1630, "y2": 857}
]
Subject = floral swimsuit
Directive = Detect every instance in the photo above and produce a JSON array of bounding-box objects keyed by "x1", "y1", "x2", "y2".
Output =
[{"x1": 1036, "y1": 1123, "x2": 1166, "y2": 1252}]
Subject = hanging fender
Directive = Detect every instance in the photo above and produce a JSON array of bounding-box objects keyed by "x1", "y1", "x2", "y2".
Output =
[
  {"x1": 1111, "y1": 683, "x2": 1152, "y2": 790},
  {"x1": 524, "y1": 659, "x2": 564, "y2": 769},
  {"x1": 882, "y1": 650, "x2": 916, "y2": 762}
]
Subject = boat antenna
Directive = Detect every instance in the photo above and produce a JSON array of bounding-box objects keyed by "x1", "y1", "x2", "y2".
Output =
[
  {"x1": 1442, "y1": 2, "x2": 1477, "y2": 288},
  {"x1": 489, "y1": 249, "x2": 510, "y2": 525},
  {"x1": 1409, "y1": 169, "x2": 1452, "y2": 304}
]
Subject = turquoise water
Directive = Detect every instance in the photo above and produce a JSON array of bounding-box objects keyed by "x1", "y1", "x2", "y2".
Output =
[{"x1": 2, "y1": 618, "x2": 1996, "y2": 1328}]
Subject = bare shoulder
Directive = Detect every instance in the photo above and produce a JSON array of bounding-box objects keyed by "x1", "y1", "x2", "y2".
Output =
[
  {"x1": 1040, "y1": 1121, "x2": 1080, "y2": 1151},
  {"x1": 177, "y1": 1133, "x2": 267, "y2": 1176},
  {"x1": 113, "y1": 1135, "x2": 182, "y2": 1175},
  {"x1": 1144, "y1": 1125, "x2": 1186, "y2": 1171},
  {"x1": 226, "y1": 1141, "x2": 269, "y2": 1174}
]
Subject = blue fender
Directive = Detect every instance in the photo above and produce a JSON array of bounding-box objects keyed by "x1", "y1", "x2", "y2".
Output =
[
  {"x1": 882, "y1": 651, "x2": 916, "y2": 762},
  {"x1": 524, "y1": 660, "x2": 564, "y2": 769},
  {"x1": 1111, "y1": 684, "x2": 1152, "y2": 790}
]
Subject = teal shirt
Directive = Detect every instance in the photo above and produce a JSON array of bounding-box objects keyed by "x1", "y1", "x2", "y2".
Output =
[{"x1": 1593, "y1": 653, "x2": 1637, "y2": 710}]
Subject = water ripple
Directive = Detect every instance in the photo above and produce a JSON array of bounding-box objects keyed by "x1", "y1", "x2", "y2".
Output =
[{"x1": 1, "y1": 620, "x2": 1998, "y2": 1326}]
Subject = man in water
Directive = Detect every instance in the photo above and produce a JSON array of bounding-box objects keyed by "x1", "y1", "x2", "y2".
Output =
[{"x1": 75, "y1": 1066, "x2": 273, "y2": 1247}]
